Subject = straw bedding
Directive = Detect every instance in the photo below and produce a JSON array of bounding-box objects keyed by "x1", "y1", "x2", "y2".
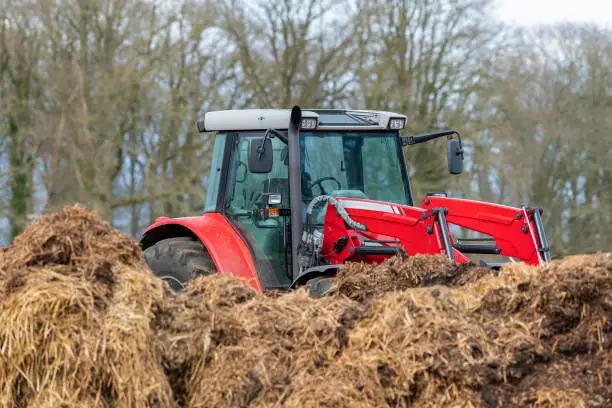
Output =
[{"x1": 0, "y1": 205, "x2": 610, "y2": 407}]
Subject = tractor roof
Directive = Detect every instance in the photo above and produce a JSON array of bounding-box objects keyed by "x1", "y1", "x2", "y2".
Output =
[{"x1": 196, "y1": 109, "x2": 408, "y2": 132}]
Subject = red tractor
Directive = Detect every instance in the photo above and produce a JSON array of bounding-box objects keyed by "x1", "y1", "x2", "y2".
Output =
[{"x1": 140, "y1": 107, "x2": 550, "y2": 296}]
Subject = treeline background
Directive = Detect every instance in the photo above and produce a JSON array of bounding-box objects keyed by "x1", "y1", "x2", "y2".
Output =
[{"x1": 1, "y1": 0, "x2": 611, "y2": 257}]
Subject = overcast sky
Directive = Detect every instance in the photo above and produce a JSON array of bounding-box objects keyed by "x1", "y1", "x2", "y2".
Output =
[{"x1": 496, "y1": 0, "x2": 612, "y2": 26}]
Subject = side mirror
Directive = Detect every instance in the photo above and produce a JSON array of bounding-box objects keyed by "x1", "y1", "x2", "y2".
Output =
[
  {"x1": 248, "y1": 138, "x2": 273, "y2": 173},
  {"x1": 447, "y1": 139, "x2": 463, "y2": 175}
]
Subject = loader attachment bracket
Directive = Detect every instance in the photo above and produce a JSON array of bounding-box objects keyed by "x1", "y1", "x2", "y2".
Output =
[
  {"x1": 523, "y1": 206, "x2": 551, "y2": 263},
  {"x1": 431, "y1": 208, "x2": 454, "y2": 261}
]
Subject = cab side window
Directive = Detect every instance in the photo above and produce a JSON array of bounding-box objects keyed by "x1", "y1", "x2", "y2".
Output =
[{"x1": 227, "y1": 135, "x2": 289, "y2": 213}]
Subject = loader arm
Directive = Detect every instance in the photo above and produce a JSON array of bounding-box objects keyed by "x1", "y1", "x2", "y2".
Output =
[
  {"x1": 319, "y1": 198, "x2": 471, "y2": 265},
  {"x1": 420, "y1": 196, "x2": 551, "y2": 265}
]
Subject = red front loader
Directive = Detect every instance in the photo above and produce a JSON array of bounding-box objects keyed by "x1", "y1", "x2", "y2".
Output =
[{"x1": 140, "y1": 107, "x2": 550, "y2": 296}]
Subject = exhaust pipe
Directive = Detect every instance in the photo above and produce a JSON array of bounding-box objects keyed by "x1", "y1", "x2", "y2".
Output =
[{"x1": 288, "y1": 106, "x2": 303, "y2": 280}]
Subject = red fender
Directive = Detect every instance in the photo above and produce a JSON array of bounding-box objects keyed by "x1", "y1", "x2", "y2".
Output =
[{"x1": 143, "y1": 213, "x2": 262, "y2": 292}]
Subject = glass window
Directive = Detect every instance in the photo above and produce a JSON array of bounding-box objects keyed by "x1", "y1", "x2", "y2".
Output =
[
  {"x1": 316, "y1": 112, "x2": 379, "y2": 126},
  {"x1": 300, "y1": 131, "x2": 409, "y2": 207},
  {"x1": 318, "y1": 113, "x2": 361, "y2": 125},
  {"x1": 204, "y1": 134, "x2": 226, "y2": 212}
]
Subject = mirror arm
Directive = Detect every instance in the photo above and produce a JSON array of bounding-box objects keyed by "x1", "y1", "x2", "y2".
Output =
[
  {"x1": 401, "y1": 129, "x2": 465, "y2": 175},
  {"x1": 401, "y1": 129, "x2": 460, "y2": 146},
  {"x1": 256, "y1": 130, "x2": 272, "y2": 159},
  {"x1": 268, "y1": 128, "x2": 288, "y2": 144},
  {"x1": 257, "y1": 128, "x2": 287, "y2": 158}
]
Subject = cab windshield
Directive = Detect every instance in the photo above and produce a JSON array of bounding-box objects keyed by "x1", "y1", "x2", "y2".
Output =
[{"x1": 300, "y1": 131, "x2": 411, "y2": 206}]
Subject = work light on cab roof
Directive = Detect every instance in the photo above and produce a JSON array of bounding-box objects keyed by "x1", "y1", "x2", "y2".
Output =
[{"x1": 142, "y1": 105, "x2": 551, "y2": 298}]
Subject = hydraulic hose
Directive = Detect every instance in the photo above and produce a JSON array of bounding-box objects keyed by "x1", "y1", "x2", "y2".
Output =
[
  {"x1": 297, "y1": 195, "x2": 367, "y2": 274},
  {"x1": 305, "y1": 195, "x2": 367, "y2": 232}
]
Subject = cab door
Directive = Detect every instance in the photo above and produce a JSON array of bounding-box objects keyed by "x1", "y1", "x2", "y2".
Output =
[{"x1": 223, "y1": 133, "x2": 292, "y2": 290}]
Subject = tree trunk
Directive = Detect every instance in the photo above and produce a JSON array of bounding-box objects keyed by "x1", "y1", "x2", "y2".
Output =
[{"x1": 7, "y1": 117, "x2": 32, "y2": 239}]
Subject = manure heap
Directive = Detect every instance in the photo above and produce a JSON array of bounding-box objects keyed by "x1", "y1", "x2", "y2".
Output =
[{"x1": 0, "y1": 206, "x2": 610, "y2": 408}]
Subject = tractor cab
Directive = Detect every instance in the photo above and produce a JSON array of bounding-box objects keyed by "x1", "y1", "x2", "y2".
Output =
[{"x1": 200, "y1": 108, "x2": 427, "y2": 289}]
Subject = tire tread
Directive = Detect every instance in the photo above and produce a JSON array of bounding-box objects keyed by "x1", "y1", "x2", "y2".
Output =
[{"x1": 143, "y1": 237, "x2": 217, "y2": 291}]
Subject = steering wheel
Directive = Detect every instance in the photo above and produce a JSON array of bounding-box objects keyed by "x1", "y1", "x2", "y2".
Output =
[{"x1": 307, "y1": 176, "x2": 342, "y2": 196}]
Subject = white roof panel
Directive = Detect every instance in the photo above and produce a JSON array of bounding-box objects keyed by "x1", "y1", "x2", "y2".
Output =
[{"x1": 200, "y1": 108, "x2": 406, "y2": 132}]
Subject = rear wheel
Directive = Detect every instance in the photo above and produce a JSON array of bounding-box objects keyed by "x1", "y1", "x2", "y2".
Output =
[{"x1": 143, "y1": 237, "x2": 217, "y2": 292}]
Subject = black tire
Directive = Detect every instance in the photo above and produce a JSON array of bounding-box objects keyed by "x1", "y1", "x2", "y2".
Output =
[{"x1": 143, "y1": 237, "x2": 217, "y2": 292}]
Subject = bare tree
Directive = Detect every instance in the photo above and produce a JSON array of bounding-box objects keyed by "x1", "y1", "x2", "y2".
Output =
[
  {"x1": 472, "y1": 23, "x2": 612, "y2": 255},
  {"x1": 216, "y1": 0, "x2": 357, "y2": 108},
  {"x1": 125, "y1": 0, "x2": 240, "y2": 229},
  {"x1": 353, "y1": 0, "x2": 503, "y2": 197},
  {"x1": 0, "y1": 0, "x2": 45, "y2": 238}
]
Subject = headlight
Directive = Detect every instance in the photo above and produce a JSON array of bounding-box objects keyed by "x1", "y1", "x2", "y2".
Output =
[
  {"x1": 388, "y1": 118, "x2": 406, "y2": 130},
  {"x1": 301, "y1": 117, "x2": 318, "y2": 129}
]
